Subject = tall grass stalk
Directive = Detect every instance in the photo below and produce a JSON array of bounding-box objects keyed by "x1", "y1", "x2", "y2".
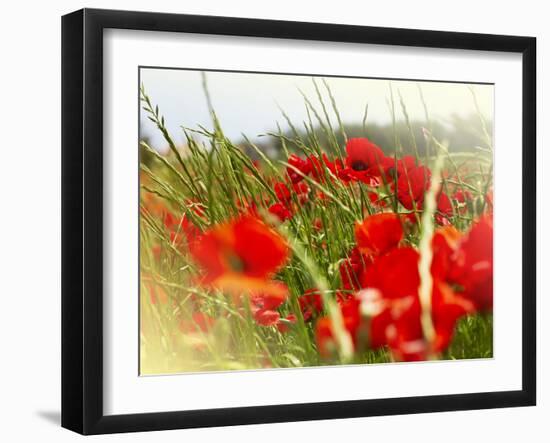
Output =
[{"x1": 417, "y1": 133, "x2": 447, "y2": 351}]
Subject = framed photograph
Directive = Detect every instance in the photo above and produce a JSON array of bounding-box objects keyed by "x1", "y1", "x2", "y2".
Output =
[{"x1": 61, "y1": 8, "x2": 536, "y2": 435}]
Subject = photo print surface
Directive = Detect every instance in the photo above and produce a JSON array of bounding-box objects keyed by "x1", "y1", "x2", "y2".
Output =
[{"x1": 138, "y1": 68, "x2": 494, "y2": 375}]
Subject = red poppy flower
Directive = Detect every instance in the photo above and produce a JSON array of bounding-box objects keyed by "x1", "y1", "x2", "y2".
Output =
[
  {"x1": 339, "y1": 247, "x2": 371, "y2": 291},
  {"x1": 336, "y1": 166, "x2": 355, "y2": 183},
  {"x1": 250, "y1": 289, "x2": 288, "y2": 327},
  {"x1": 342, "y1": 167, "x2": 383, "y2": 186},
  {"x1": 361, "y1": 245, "x2": 475, "y2": 360},
  {"x1": 431, "y1": 225, "x2": 462, "y2": 279},
  {"x1": 274, "y1": 181, "x2": 310, "y2": 206},
  {"x1": 298, "y1": 289, "x2": 324, "y2": 321},
  {"x1": 361, "y1": 247, "x2": 420, "y2": 299},
  {"x1": 355, "y1": 213, "x2": 403, "y2": 257},
  {"x1": 253, "y1": 309, "x2": 281, "y2": 326},
  {"x1": 251, "y1": 292, "x2": 287, "y2": 311},
  {"x1": 306, "y1": 155, "x2": 330, "y2": 182},
  {"x1": 286, "y1": 154, "x2": 312, "y2": 183},
  {"x1": 315, "y1": 317, "x2": 337, "y2": 358},
  {"x1": 453, "y1": 188, "x2": 472, "y2": 204},
  {"x1": 315, "y1": 297, "x2": 362, "y2": 358},
  {"x1": 382, "y1": 304, "x2": 426, "y2": 361},
  {"x1": 435, "y1": 192, "x2": 453, "y2": 225},
  {"x1": 268, "y1": 202, "x2": 292, "y2": 222},
  {"x1": 396, "y1": 165, "x2": 431, "y2": 210},
  {"x1": 431, "y1": 280, "x2": 475, "y2": 352},
  {"x1": 368, "y1": 192, "x2": 387, "y2": 208},
  {"x1": 294, "y1": 181, "x2": 311, "y2": 204},
  {"x1": 179, "y1": 312, "x2": 216, "y2": 334},
  {"x1": 163, "y1": 211, "x2": 201, "y2": 247},
  {"x1": 189, "y1": 215, "x2": 289, "y2": 297},
  {"x1": 236, "y1": 199, "x2": 260, "y2": 217},
  {"x1": 151, "y1": 244, "x2": 162, "y2": 262},
  {"x1": 274, "y1": 182, "x2": 292, "y2": 204},
  {"x1": 449, "y1": 216, "x2": 493, "y2": 311},
  {"x1": 245, "y1": 160, "x2": 261, "y2": 176},
  {"x1": 323, "y1": 156, "x2": 345, "y2": 178},
  {"x1": 144, "y1": 279, "x2": 168, "y2": 305},
  {"x1": 336, "y1": 290, "x2": 354, "y2": 305},
  {"x1": 277, "y1": 313, "x2": 297, "y2": 333},
  {"x1": 360, "y1": 248, "x2": 423, "y2": 356},
  {"x1": 313, "y1": 218, "x2": 323, "y2": 231},
  {"x1": 345, "y1": 138, "x2": 387, "y2": 175},
  {"x1": 452, "y1": 189, "x2": 473, "y2": 215},
  {"x1": 396, "y1": 155, "x2": 417, "y2": 176}
]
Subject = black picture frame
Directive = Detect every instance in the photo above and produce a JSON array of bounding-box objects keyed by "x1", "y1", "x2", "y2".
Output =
[{"x1": 61, "y1": 8, "x2": 537, "y2": 435}]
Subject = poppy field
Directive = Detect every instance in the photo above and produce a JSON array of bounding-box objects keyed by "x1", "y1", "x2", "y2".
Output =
[{"x1": 139, "y1": 71, "x2": 493, "y2": 375}]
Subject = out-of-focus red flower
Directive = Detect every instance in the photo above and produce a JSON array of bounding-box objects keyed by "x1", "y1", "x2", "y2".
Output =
[
  {"x1": 237, "y1": 199, "x2": 262, "y2": 217},
  {"x1": 274, "y1": 182, "x2": 292, "y2": 204},
  {"x1": 431, "y1": 226, "x2": 462, "y2": 279},
  {"x1": 361, "y1": 248, "x2": 424, "y2": 358},
  {"x1": 245, "y1": 160, "x2": 261, "y2": 176},
  {"x1": 396, "y1": 165, "x2": 431, "y2": 210},
  {"x1": 336, "y1": 166, "x2": 355, "y2": 183},
  {"x1": 307, "y1": 155, "x2": 329, "y2": 182},
  {"x1": 293, "y1": 181, "x2": 310, "y2": 204},
  {"x1": 286, "y1": 154, "x2": 312, "y2": 183},
  {"x1": 274, "y1": 181, "x2": 310, "y2": 206},
  {"x1": 453, "y1": 188, "x2": 472, "y2": 204},
  {"x1": 362, "y1": 247, "x2": 420, "y2": 299},
  {"x1": 144, "y1": 279, "x2": 169, "y2": 305},
  {"x1": 189, "y1": 216, "x2": 289, "y2": 297},
  {"x1": 361, "y1": 245, "x2": 475, "y2": 360},
  {"x1": 435, "y1": 192, "x2": 453, "y2": 225},
  {"x1": 324, "y1": 156, "x2": 346, "y2": 180},
  {"x1": 315, "y1": 297, "x2": 363, "y2": 358},
  {"x1": 299, "y1": 289, "x2": 324, "y2": 321},
  {"x1": 313, "y1": 218, "x2": 323, "y2": 231},
  {"x1": 151, "y1": 244, "x2": 162, "y2": 262},
  {"x1": 251, "y1": 292, "x2": 287, "y2": 311},
  {"x1": 250, "y1": 292, "x2": 288, "y2": 327},
  {"x1": 163, "y1": 211, "x2": 201, "y2": 248},
  {"x1": 368, "y1": 192, "x2": 387, "y2": 208},
  {"x1": 380, "y1": 154, "x2": 414, "y2": 184},
  {"x1": 339, "y1": 247, "x2": 371, "y2": 291},
  {"x1": 355, "y1": 213, "x2": 403, "y2": 257},
  {"x1": 179, "y1": 312, "x2": 216, "y2": 334},
  {"x1": 431, "y1": 280, "x2": 475, "y2": 352},
  {"x1": 315, "y1": 317, "x2": 337, "y2": 358},
  {"x1": 340, "y1": 297, "x2": 362, "y2": 335},
  {"x1": 268, "y1": 202, "x2": 292, "y2": 222},
  {"x1": 342, "y1": 168, "x2": 383, "y2": 186},
  {"x1": 452, "y1": 188, "x2": 472, "y2": 215},
  {"x1": 449, "y1": 216, "x2": 493, "y2": 311},
  {"x1": 277, "y1": 313, "x2": 297, "y2": 333},
  {"x1": 336, "y1": 290, "x2": 354, "y2": 305},
  {"x1": 253, "y1": 309, "x2": 281, "y2": 326},
  {"x1": 395, "y1": 155, "x2": 417, "y2": 176}
]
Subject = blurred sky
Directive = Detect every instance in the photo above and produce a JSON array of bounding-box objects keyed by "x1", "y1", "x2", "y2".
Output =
[{"x1": 139, "y1": 68, "x2": 493, "y2": 151}]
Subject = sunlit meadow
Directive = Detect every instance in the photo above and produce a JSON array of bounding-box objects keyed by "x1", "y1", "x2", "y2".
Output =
[{"x1": 139, "y1": 70, "x2": 493, "y2": 375}]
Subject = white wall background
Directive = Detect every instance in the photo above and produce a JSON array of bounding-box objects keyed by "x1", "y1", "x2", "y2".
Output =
[{"x1": 0, "y1": 1, "x2": 545, "y2": 441}]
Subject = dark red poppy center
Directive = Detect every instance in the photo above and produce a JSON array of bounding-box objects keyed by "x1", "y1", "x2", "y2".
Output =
[
  {"x1": 351, "y1": 160, "x2": 369, "y2": 171},
  {"x1": 227, "y1": 253, "x2": 247, "y2": 273},
  {"x1": 386, "y1": 166, "x2": 396, "y2": 178}
]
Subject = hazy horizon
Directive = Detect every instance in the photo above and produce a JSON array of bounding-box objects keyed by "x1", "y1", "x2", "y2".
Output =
[{"x1": 139, "y1": 68, "x2": 494, "y2": 152}]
